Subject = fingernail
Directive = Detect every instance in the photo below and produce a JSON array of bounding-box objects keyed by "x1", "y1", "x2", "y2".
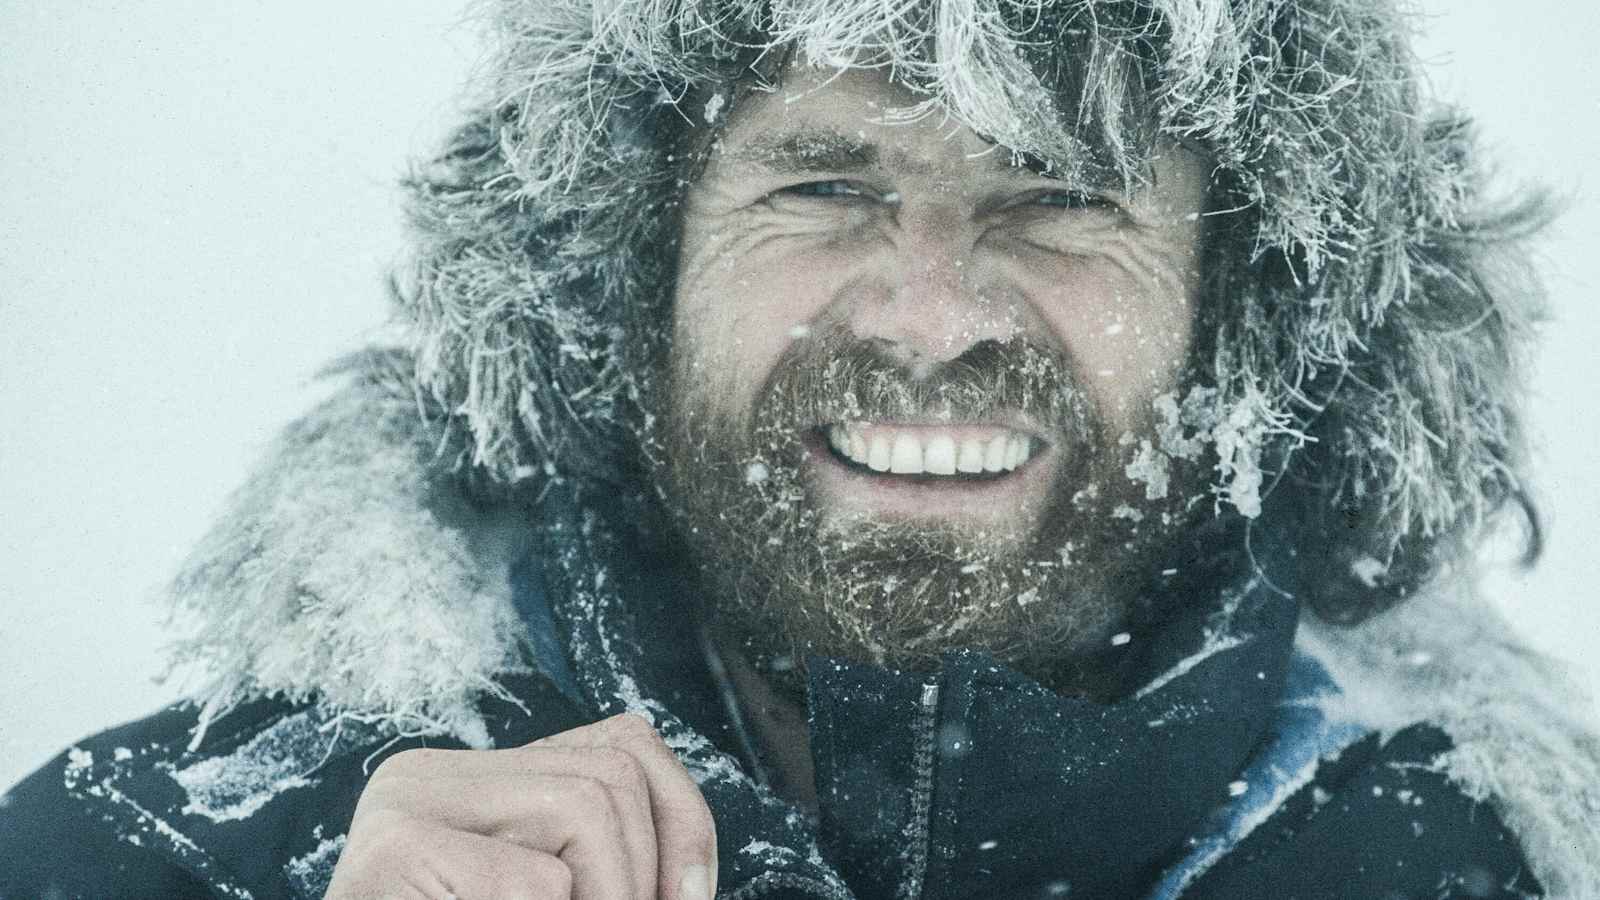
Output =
[{"x1": 679, "y1": 863, "x2": 713, "y2": 900}]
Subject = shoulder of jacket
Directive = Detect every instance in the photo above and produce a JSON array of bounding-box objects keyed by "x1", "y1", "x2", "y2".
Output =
[
  {"x1": 166, "y1": 347, "x2": 549, "y2": 752},
  {"x1": 5, "y1": 668, "x2": 593, "y2": 899},
  {"x1": 1296, "y1": 578, "x2": 1600, "y2": 899}
]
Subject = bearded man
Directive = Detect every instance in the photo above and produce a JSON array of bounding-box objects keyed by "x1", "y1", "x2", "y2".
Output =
[{"x1": 4, "y1": 1, "x2": 1598, "y2": 898}]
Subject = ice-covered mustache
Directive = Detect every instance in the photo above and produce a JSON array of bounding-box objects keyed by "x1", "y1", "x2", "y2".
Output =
[{"x1": 754, "y1": 331, "x2": 1097, "y2": 448}]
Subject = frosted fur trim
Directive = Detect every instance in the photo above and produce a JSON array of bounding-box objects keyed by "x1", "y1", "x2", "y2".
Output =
[
  {"x1": 1300, "y1": 578, "x2": 1600, "y2": 899},
  {"x1": 399, "y1": 0, "x2": 1546, "y2": 608},
  {"x1": 167, "y1": 354, "x2": 535, "y2": 749}
]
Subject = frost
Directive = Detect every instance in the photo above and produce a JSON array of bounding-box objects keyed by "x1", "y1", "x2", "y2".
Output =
[
  {"x1": 1136, "y1": 633, "x2": 1247, "y2": 700},
  {"x1": 113, "y1": 747, "x2": 134, "y2": 762},
  {"x1": 702, "y1": 91, "x2": 725, "y2": 124},
  {"x1": 1110, "y1": 631, "x2": 1132, "y2": 647},
  {"x1": 169, "y1": 711, "x2": 351, "y2": 823},
  {"x1": 1136, "y1": 591, "x2": 1255, "y2": 700},
  {"x1": 65, "y1": 747, "x2": 93, "y2": 773},
  {"x1": 1112, "y1": 504, "x2": 1144, "y2": 523},
  {"x1": 1124, "y1": 440, "x2": 1171, "y2": 500},
  {"x1": 1350, "y1": 555, "x2": 1388, "y2": 588},
  {"x1": 744, "y1": 462, "x2": 770, "y2": 484},
  {"x1": 1227, "y1": 780, "x2": 1249, "y2": 797},
  {"x1": 284, "y1": 833, "x2": 347, "y2": 899}
]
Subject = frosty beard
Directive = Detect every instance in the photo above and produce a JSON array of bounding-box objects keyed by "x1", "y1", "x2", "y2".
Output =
[{"x1": 650, "y1": 328, "x2": 1211, "y2": 694}]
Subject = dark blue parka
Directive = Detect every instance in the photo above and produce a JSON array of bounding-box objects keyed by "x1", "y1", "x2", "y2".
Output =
[{"x1": 1, "y1": 478, "x2": 1546, "y2": 900}]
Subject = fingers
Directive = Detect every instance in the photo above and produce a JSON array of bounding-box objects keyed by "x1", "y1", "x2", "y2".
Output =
[
  {"x1": 329, "y1": 811, "x2": 573, "y2": 900},
  {"x1": 339, "y1": 713, "x2": 717, "y2": 900},
  {"x1": 535, "y1": 714, "x2": 719, "y2": 900},
  {"x1": 361, "y1": 753, "x2": 649, "y2": 900}
]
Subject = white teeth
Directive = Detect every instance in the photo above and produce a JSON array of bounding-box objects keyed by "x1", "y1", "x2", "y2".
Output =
[
  {"x1": 1006, "y1": 436, "x2": 1029, "y2": 469},
  {"x1": 827, "y1": 425, "x2": 848, "y2": 455},
  {"x1": 848, "y1": 429, "x2": 868, "y2": 464},
  {"x1": 889, "y1": 433, "x2": 923, "y2": 474},
  {"x1": 983, "y1": 436, "x2": 1008, "y2": 472},
  {"x1": 924, "y1": 435, "x2": 957, "y2": 475},
  {"x1": 826, "y1": 424, "x2": 1036, "y2": 476},
  {"x1": 867, "y1": 433, "x2": 893, "y2": 472},
  {"x1": 956, "y1": 439, "x2": 986, "y2": 473}
]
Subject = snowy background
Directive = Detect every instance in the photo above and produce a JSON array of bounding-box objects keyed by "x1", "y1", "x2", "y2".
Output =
[{"x1": 2, "y1": 1, "x2": 1596, "y2": 792}]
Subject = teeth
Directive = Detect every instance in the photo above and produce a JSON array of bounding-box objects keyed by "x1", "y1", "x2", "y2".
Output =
[
  {"x1": 827, "y1": 425, "x2": 848, "y2": 455},
  {"x1": 867, "y1": 433, "x2": 893, "y2": 472},
  {"x1": 956, "y1": 439, "x2": 985, "y2": 473},
  {"x1": 1007, "y1": 436, "x2": 1029, "y2": 469},
  {"x1": 848, "y1": 429, "x2": 868, "y2": 463},
  {"x1": 924, "y1": 435, "x2": 957, "y2": 475},
  {"x1": 889, "y1": 433, "x2": 923, "y2": 474},
  {"x1": 983, "y1": 436, "x2": 1008, "y2": 472},
  {"x1": 826, "y1": 424, "x2": 1038, "y2": 477}
]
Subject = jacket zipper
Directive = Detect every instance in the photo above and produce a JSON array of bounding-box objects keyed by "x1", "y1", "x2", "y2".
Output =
[{"x1": 897, "y1": 680, "x2": 942, "y2": 900}]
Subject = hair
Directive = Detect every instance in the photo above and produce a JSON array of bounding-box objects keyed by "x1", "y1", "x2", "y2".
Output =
[{"x1": 391, "y1": 0, "x2": 1547, "y2": 623}]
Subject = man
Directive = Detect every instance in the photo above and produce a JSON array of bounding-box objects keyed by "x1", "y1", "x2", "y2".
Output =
[{"x1": 4, "y1": 0, "x2": 1598, "y2": 897}]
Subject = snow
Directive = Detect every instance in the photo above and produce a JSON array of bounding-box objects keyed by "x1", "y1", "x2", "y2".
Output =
[
  {"x1": 284, "y1": 833, "x2": 347, "y2": 897},
  {"x1": 702, "y1": 92, "x2": 726, "y2": 124},
  {"x1": 1350, "y1": 555, "x2": 1388, "y2": 588},
  {"x1": 168, "y1": 712, "x2": 343, "y2": 823}
]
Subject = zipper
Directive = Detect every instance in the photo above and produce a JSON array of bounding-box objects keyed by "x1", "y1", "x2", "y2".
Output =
[{"x1": 897, "y1": 680, "x2": 942, "y2": 900}]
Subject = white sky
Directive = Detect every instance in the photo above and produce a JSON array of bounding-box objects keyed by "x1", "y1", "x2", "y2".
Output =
[{"x1": 2, "y1": 1, "x2": 1597, "y2": 791}]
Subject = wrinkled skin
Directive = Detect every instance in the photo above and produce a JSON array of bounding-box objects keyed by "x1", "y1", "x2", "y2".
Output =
[{"x1": 656, "y1": 64, "x2": 1218, "y2": 688}]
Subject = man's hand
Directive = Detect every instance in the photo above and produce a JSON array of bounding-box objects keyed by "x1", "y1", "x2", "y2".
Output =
[{"x1": 324, "y1": 713, "x2": 718, "y2": 900}]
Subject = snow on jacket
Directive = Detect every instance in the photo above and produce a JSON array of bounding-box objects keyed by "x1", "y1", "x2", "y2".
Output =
[{"x1": 3, "y1": 366, "x2": 1597, "y2": 899}]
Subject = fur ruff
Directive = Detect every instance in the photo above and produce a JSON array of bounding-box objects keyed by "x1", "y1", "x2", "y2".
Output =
[
  {"x1": 169, "y1": 368, "x2": 1600, "y2": 896},
  {"x1": 397, "y1": 0, "x2": 1547, "y2": 609}
]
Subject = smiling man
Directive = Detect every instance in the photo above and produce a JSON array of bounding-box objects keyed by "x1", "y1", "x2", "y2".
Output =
[
  {"x1": 661, "y1": 67, "x2": 1215, "y2": 695},
  {"x1": 5, "y1": 2, "x2": 1600, "y2": 899}
]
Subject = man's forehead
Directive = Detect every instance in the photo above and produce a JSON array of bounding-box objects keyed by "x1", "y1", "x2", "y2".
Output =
[{"x1": 701, "y1": 65, "x2": 1130, "y2": 189}]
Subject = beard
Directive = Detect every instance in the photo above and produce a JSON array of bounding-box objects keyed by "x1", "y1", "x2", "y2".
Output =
[{"x1": 646, "y1": 325, "x2": 1214, "y2": 693}]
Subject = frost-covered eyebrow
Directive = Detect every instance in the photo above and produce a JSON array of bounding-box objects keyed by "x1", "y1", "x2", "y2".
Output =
[
  {"x1": 718, "y1": 124, "x2": 1121, "y2": 191},
  {"x1": 721, "y1": 127, "x2": 885, "y2": 174}
]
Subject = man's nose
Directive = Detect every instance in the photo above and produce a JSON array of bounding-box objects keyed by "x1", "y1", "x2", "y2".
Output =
[{"x1": 844, "y1": 207, "x2": 1021, "y2": 365}]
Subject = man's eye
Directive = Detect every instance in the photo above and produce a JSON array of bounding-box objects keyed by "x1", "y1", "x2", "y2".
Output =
[
  {"x1": 1030, "y1": 189, "x2": 1117, "y2": 211},
  {"x1": 778, "y1": 180, "x2": 870, "y2": 200}
]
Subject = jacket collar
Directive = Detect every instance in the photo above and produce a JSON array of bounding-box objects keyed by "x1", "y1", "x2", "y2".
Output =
[{"x1": 533, "y1": 478, "x2": 1303, "y2": 899}]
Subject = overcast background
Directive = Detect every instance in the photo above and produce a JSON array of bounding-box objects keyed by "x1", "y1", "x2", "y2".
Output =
[{"x1": 2, "y1": 1, "x2": 1596, "y2": 792}]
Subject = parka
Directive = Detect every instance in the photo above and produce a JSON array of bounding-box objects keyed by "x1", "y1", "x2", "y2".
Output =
[
  {"x1": 3, "y1": 370, "x2": 1597, "y2": 899},
  {"x1": 8, "y1": 1, "x2": 1600, "y2": 895}
]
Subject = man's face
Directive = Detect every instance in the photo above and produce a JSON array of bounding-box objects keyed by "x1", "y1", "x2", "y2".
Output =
[{"x1": 655, "y1": 65, "x2": 1215, "y2": 685}]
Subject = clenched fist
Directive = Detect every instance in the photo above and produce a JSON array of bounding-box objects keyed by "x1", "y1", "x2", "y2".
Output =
[{"x1": 325, "y1": 713, "x2": 718, "y2": 900}]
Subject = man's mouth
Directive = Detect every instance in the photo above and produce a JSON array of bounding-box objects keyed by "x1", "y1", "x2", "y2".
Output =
[{"x1": 819, "y1": 422, "x2": 1040, "y2": 478}]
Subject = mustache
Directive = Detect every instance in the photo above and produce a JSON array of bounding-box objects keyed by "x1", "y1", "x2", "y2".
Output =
[{"x1": 756, "y1": 330, "x2": 1096, "y2": 440}]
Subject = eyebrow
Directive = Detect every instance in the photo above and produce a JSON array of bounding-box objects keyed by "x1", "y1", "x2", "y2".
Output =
[
  {"x1": 720, "y1": 128, "x2": 887, "y2": 174},
  {"x1": 716, "y1": 124, "x2": 1124, "y2": 191}
]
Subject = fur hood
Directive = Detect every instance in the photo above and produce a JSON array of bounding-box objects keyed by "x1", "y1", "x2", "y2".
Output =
[
  {"x1": 395, "y1": 0, "x2": 1546, "y2": 618},
  {"x1": 167, "y1": 362, "x2": 1600, "y2": 897}
]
